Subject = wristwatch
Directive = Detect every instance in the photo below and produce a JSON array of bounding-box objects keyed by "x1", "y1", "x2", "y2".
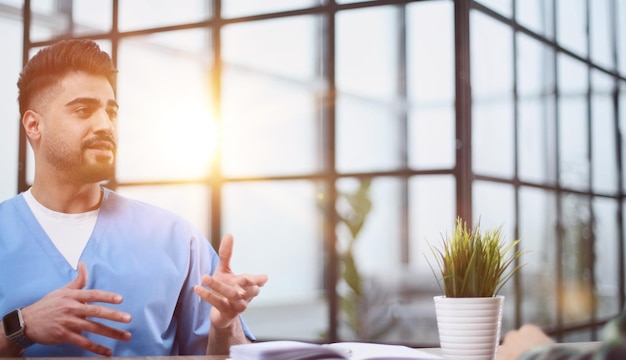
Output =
[{"x1": 2, "y1": 308, "x2": 34, "y2": 349}]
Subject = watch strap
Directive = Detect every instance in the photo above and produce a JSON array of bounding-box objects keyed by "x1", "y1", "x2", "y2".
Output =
[
  {"x1": 7, "y1": 329, "x2": 34, "y2": 349},
  {"x1": 2, "y1": 309, "x2": 34, "y2": 349}
]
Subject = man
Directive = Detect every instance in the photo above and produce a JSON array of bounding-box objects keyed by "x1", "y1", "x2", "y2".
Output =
[
  {"x1": 496, "y1": 310, "x2": 626, "y2": 359},
  {"x1": 0, "y1": 39, "x2": 268, "y2": 357}
]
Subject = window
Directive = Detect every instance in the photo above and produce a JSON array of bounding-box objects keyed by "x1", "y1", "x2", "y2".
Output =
[{"x1": 4, "y1": 0, "x2": 625, "y2": 345}]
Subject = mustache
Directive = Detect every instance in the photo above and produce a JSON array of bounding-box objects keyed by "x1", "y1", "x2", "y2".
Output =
[{"x1": 82, "y1": 134, "x2": 117, "y2": 151}]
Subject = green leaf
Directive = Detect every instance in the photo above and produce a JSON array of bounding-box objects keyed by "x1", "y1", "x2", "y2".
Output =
[{"x1": 427, "y1": 217, "x2": 525, "y2": 297}]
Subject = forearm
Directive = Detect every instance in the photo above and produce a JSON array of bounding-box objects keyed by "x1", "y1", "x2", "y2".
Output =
[
  {"x1": 0, "y1": 325, "x2": 24, "y2": 357},
  {"x1": 519, "y1": 342, "x2": 626, "y2": 360},
  {"x1": 206, "y1": 317, "x2": 251, "y2": 355}
]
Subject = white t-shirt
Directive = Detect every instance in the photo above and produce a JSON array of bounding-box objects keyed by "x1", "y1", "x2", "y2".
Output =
[{"x1": 23, "y1": 189, "x2": 98, "y2": 269}]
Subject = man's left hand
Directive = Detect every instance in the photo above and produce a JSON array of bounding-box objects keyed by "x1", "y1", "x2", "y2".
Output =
[{"x1": 194, "y1": 234, "x2": 268, "y2": 329}]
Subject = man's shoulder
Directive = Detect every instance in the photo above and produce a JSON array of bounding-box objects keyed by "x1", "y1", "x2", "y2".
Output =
[
  {"x1": 0, "y1": 193, "x2": 24, "y2": 212},
  {"x1": 101, "y1": 189, "x2": 188, "y2": 224}
]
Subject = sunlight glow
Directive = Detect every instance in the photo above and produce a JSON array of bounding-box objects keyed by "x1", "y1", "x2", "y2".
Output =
[{"x1": 160, "y1": 103, "x2": 219, "y2": 180}]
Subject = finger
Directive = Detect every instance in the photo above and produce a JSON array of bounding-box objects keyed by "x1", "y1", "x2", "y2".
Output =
[
  {"x1": 75, "y1": 289, "x2": 125, "y2": 305},
  {"x1": 200, "y1": 275, "x2": 241, "y2": 299},
  {"x1": 217, "y1": 234, "x2": 234, "y2": 273},
  {"x1": 80, "y1": 319, "x2": 132, "y2": 342},
  {"x1": 194, "y1": 284, "x2": 247, "y2": 313},
  {"x1": 66, "y1": 331, "x2": 115, "y2": 357},
  {"x1": 78, "y1": 303, "x2": 132, "y2": 323},
  {"x1": 194, "y1": 284, "x2": 227, "y2": 309},
  {"x1": 200, "y1": 275, "x2": 259, "y2": 303},
  {"x1": 236, "y1": 274, "x2": 269, "y2": 288},
  {"x1": 65, "y1": 262, "x2": 88, "y2": 290}
]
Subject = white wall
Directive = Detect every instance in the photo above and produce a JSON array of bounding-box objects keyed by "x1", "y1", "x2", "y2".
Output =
[{"x1": 0, "y1": 18, "x2": 22, "y2": 202}]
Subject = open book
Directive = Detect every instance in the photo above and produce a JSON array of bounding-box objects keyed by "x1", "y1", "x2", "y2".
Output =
[{"x1": 229, "y1": 340, "x2": 443, "y2": 360}]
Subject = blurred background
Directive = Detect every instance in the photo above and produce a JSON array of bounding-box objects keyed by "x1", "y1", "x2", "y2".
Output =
[{"x1": 1, "y1": 0, "x2": 625, "y2": 347}]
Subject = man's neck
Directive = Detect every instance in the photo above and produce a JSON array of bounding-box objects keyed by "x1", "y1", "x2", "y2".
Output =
[{"x1": 29, "y1": 180, "x2": 103, "y2": 214}]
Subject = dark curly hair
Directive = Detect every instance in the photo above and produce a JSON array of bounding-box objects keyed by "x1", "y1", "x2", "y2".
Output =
[{"x1": 17, "y1": 39, "x2": 118, "y2": 118}]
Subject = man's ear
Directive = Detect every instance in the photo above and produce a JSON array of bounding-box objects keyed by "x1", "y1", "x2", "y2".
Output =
[{"x1": 22, "y1": 110, "x2": 41, "y2": 142}]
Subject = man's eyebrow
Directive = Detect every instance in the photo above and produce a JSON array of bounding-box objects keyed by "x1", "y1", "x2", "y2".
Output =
[
  {"x1": 65, "y1": 97, "x2": 119, "y2": 109},
  {"x1": 107, "y1": 100, "x2": 119, "y2": 109}
]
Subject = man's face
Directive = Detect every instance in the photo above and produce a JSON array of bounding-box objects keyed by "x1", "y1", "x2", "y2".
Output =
[{"x1": 35, "y1": 71, "x2": 118, "y2": 183}]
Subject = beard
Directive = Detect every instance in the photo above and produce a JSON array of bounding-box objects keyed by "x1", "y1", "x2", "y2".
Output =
[{"x1": 45, "y1": 135, "x2": 117, "y2": 183}]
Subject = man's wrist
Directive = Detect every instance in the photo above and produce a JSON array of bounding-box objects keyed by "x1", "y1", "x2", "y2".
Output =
[
  {"x1": 0, "y1": 322, "x2": 26, "y2": 356},
  {"x1": 2, "y1": 308, "x2": 35, "y2": 350}
]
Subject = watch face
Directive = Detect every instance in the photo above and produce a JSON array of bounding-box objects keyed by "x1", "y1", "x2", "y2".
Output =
[{"x1": 2, "y1": 310, "x2": 23, "y2": 334}]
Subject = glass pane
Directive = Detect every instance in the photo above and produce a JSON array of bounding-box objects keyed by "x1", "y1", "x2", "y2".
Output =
[
  {"x1": 222, "y1": 180, "x2": 323, "y2": 340},
  {"x1": 589, "y1": 0, "x2": 612, "y2": 69},
  {"x1": 74, "y1": 1, "x2": 112, "y2": 36},
  {"x1": 593, "y1": 197, "x2": 620, "y2": 318},
  {"x1": 116, "y1": 30, "x2": 215, "y2": 182},
  {"x1": 29, "y1": 0, "x2": 112, "y2": 42},
  {"x1": 473, "y1": 181, "x2": 516, "y2": 239},
  {"x1": 336, "y1": 6, "x2": 398, "y2": 101},
  {"x1": 407, "y1": 1, "x2": 454, "y2": 104},
  {"x1": 622, "y1": 82, "x2": 626, "y2": 193},
  {"x1": 558, "y1": 54, "x2": 588, "y2": 96},
  {"x1": 116, "y1": 184, "x2": 211, "y2": 238},
  {"x1": 560, "y1": 194, "x2": 593, "y2": 324},
  {"x1": 556, "y1": 0, "x2": 587, "y2": 57},
  {"x1": 475, "y1": 0, "x2": 512, "y2": 18},
  {"x1": 558, "y1": 97, "x2": 589, "y2": 190},
  {"x1": 519, "y1": 187, "x2": 557, "y2": 326},
  {"x1": 471, "y1": 11, "x2": 513, "y2": 99},
  {"x1": 408, "y1": 175, "x2": 455, "y2": 346},
  {"x1": 221, "y1": 16, "x2": 321, "y2": 177},
  {"x1": 29, "y1": 0, "x2": 69, "y2": 42},
  {"x1": 471, "y1": 11, "x2": 514, "y2": 179},
  {"x1": 0, "y1": 0, "x2": 23, "y2": 7},
  {"x1": 620, "y1": 0, "x2": 626, "y2": 76},
  {"x1": 591, "y1": 71, "x2": 617, "y2": 194},
  {"x1": 516, "y1": 0, "x2": 554, "y2": 39},
  {"x1": 334, "y1": 177, "x2": 407, "y2": 341},
  {"x1": 517, "y1": 32, "x2": 555, "y2": 98},
  {"x1": 409, "y1": 175, "x2": 455, "y2": 274},
  {"x1": 222, "y1": 0, "x2": 320, "y2": 18},
  {"x1": 336, "y1": 96, "x2": 401, "y2": 173},
  {"x1": 222, "y1": 17, "x2": 319, "y2": 81},
  {"x1": 336, "y1": 0, "x2": 375, "y2": 4},
  {"x1": 472, "y1": 181, "x2": 517, "y2": 329},
  {"x1": 337, "y1": 177, "x2": 401, "y2": 276},
  {"x1": 0, "y1": 18, "x2": 21, "y2": 201},
  {"x1": 518, "y1": 97, "x2": 557, "y2": 184},
  {"x1": 473, "y1": 101, "x2": 515, "y2": 178},
  {"x1": 406, "y1": 1, "x2": 454, "y2": 172},
  {"x1": 558, "y1": 55, "x2": 589, "y2": 190},
  {"x1": 119, "y1": 0, "x2": 210, "y2": 32},
  {"x1": 408, "y1": 106, "x2": 455, "y2": 170}
]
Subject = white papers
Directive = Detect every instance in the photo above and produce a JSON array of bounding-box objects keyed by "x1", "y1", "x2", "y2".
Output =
[
  {"x1": 326, "y1": 342, "x2": 443, "y2": 360},
  {"x1": 229, "y1": 340, "x2": 444, "y2": 360},
  {"x1": 229, "y1": 340, "x2": 345, "y2": 360}
]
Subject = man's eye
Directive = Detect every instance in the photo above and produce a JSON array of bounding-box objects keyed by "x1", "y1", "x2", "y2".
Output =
[
  {"x1": 76, "y1": 107, "x2": 93, "y2": 117},
  {"x1": 107, "y1": 109, "x2": 118, "y2": 120}
]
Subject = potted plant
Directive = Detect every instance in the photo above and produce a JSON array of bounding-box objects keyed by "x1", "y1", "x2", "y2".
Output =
[{"x1": 428, "y1": 217, "x2": 524, "y2": 360}]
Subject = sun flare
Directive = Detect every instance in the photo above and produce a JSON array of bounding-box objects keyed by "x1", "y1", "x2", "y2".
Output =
[{"x1": 161, "y1": 104, "x2": 219, "y2": 179}]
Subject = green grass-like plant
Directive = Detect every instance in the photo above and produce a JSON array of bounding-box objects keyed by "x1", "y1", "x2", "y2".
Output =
[{"x1": 428, "y1": 217, "x2": 524, "y2": 298}]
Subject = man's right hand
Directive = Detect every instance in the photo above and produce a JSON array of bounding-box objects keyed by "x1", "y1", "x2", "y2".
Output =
[
  {"x1": 496, "y1": 324, "x2": 555, "y2": 360},
  {"x1": 19, "y1": 262, "x2": 132, "y2": 356}
]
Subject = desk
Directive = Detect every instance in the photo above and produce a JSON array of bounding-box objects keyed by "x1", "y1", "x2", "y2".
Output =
[
  {"x1": 14, "y1": 342, "x2": 602, "y2": 359},
  {"x1": 418, "y1": 341, "x2": 602, "y2": 357},
  {"x1": 15, "y1": 358, "x2": 228, "y2": 360}
]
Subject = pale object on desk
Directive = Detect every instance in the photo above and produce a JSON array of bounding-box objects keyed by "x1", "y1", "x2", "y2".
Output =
[
  {"x1": 229, "y1": 340, "x2": 444, "y2": 360},
  {"x1": 326, "y1": 341, "x2": 444, "y2": 360}
]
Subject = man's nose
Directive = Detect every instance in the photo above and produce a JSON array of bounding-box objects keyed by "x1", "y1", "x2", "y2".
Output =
[{"x1": 93, "y1": 108, "x2": 115, "y2": 133}]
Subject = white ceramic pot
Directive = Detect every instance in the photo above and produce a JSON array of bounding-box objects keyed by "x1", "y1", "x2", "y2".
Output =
[{"x1": 433, "y1": 295, "x2": 504, "y2": 360}]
